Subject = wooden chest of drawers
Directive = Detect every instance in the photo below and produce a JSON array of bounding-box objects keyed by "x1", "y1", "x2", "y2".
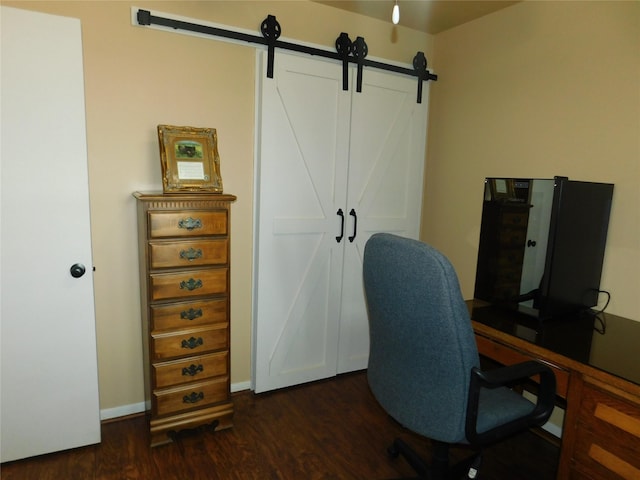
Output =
[{"x1": 134, "y1": 192, "x2": 236, "y2": 446}]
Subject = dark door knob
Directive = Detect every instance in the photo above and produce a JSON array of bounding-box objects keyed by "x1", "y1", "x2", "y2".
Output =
[{"x1": 70, "y1": 263, "x2": 86, "y2": 278}]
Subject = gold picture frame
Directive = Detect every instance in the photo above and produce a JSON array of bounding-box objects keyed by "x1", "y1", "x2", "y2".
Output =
[
  {"x1": 157, "y1": 124, "x2": 223, "y2": 193},
  {"x1": 488, "y1": 178, "x2": 515, "y2": 201}
]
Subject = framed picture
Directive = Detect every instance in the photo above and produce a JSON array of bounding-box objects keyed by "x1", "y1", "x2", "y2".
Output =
[
  {"x1": 488, "y1": 178, "x2": 515, "y2": 201},
  {"x1": 157, "y1": 124, "x2": 223, "y2": 193}
]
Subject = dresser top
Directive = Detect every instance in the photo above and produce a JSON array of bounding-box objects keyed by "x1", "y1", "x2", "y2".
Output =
[{"x1": 134, "y1": 191, "x2": 237, "y2": 202}]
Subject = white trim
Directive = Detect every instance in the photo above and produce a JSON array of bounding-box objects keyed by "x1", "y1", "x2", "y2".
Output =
[
  {"x1": 100, "y1": 401, "x2": 147, "y2": 421},
  {"x1": 100, "y1": 381, "x2": 252, "y2": 421},
  {"x1": 523, "y1": 391, "x2": 562, "y2": 438},
  {"x1": 231, "y1": 380, "x2": 252, "y2": 393},
  {"x1": 541, "y1": 420, "x2": 562, "y2": 438},
  {"x1": 250, "y1": 49, "x2": 263, "y2": 393}
]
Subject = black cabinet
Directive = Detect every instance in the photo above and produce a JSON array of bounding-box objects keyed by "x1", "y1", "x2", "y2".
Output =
[{"x1": 474, "y1": 177, "x2": 613, "y2": 320}]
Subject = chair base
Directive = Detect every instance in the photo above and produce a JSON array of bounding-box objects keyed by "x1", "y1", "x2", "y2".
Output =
[{"x1": 387, "y1": 438, "x2": 482, "y2": 480}]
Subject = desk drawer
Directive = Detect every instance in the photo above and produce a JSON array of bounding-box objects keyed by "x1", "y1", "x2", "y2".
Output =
[
  {"x1": 149, "y1": 211, "x2": 228, "y2": 238},
  {"x1": 151, "y1": 298, "x2": 227, "y2": 332},
  {"x1": 153, "y1": 351, "x2": 228, "y2": 388},
  {"x1": 154, "y1": 377, "x2": 228, "y2": 417},
  {"x1": 572, "y1": 381, "x2": 640, "y2": 480},
  {"x1": 149, "y1": 239, "x2": 228, "y2": 269},
  {"x1": 475, "y1": 335, "x2": 569, "y2": 398},
  {"x1": 150, "y1": 268, "x2": 227, "y2": 301},
  {"x1": 151, "y1": 324, "x2": 228, "y2": 360}
]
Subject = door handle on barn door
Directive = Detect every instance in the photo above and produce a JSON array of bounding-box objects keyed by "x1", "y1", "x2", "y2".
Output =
[
  {"x1": 348, "y1": 209, "x2": 357, "y2": 243},
  {"x1": 69, "y1": 263, "x2": 86, "y2": 278},
  {"x1": 336, "y1": 209, "x2": 345, "y2": 243}
]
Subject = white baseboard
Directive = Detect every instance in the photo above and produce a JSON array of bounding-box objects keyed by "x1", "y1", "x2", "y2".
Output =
[
  {"x1": 100, "y1": 401, "x2": 147, "y2": 421},
  {"x1": 231, "y1": 380, "x2": 251, "y2": 393},
  {"x1": 541, "y1": 420, "x2": 563, "y2": 438},
  {"x1": 522, "y1": 390, "x2": 563, "y2": 438},
  {"x1": 100, "y1": 381, "x2": 253, "y2": 421}
]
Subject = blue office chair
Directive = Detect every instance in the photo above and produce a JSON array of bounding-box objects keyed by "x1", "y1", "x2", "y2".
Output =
[{"x1": 363, "y1": 233, "x2": 556, "y2": 479}]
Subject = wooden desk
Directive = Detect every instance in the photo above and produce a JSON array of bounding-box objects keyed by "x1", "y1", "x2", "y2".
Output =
[{"x1": 468, "y1": 300, "x2": 640, "y2": 480}]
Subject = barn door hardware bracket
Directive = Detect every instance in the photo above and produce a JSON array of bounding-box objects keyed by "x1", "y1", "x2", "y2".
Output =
[
  {"x1": 413, "y1": 52, "x2": 429, "y2": 104},
  {"x1": 136, "y1": 10, "x2": 437, "y2": 102},
  {"x1": 261, "y1": 15, "x2": 281, "y2": 79},
  {"x1": 352, "y1": 37, "x2": 368, "y2": 93},
  {"x1": 335, "y1": 32, "x2": 352, "y2": 91}
]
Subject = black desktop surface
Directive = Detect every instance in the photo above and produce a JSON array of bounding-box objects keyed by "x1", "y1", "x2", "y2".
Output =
[{"x1": 469, "y1": 301, "x2": 640, "y2": 386}]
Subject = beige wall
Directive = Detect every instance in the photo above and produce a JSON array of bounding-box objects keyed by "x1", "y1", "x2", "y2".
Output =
[
  {"x1": 4, "y1": 0, "x2": 638, "y2": 416},
  {"x1": 2, "y1": 0, "x2": 432, "y2": 414},
  {"x1": 423, "y1": 0, "x2": 640, "y2": 321}
]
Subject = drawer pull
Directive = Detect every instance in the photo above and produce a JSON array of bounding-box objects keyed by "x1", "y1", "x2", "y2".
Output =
[
  {"x1": 180, "y1": 278, "x2": 203, "y2": 291},
  {"x1": 180, "y1": 248, "x2": 203, "y2": 261},
  {"x1": 180, "y1": 308, "x2": 203, "y2": 321},
  {"x1": 183, "y1": 392, "x2": 204, "y2": 404},
  {"x1": 182, "y1": 364, "x2": 204, "y2": 376},
  {"x1": 181, "y1": 337, "x2": 204, "y2": 349},
  {"x1": 178, "y1": 217, "x2": 202, "y2": 231}
]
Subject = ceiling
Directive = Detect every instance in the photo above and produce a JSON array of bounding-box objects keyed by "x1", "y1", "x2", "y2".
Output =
[{"x1": 313, "y1": 0, "x2": 520, "y2": 34}]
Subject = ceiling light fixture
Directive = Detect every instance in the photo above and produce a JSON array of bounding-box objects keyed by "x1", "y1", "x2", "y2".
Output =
[{"x1": 392, "y1": 0, "x2": 400, "y2": 25}]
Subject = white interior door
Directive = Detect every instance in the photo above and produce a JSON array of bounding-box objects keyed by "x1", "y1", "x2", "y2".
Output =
[
  {"x1": 1, "y1": 6, "x2": 101, "y2": 462},
  {"x1": 253, "y1": 50, "x2": 428, "y2": 392}
]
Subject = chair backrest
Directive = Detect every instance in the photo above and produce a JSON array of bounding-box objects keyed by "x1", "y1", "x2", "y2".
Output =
[{"x1": 363, "y1": 233, "x2": 480, "y2": 444}]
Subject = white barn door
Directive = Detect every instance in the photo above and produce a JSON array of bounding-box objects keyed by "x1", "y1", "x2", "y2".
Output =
[
  {"x1": 253, "y1": 50, "x2": 427, "y2": 393},
  {"x1": 253, "y1": 53, "x2": 350, "y2": 393},
  {"x1": 1, "y1": 6, "x2": 101, "y2": 461},
  {"x1": 337, "y1": 68, "x2": 428, "y2": 373}
]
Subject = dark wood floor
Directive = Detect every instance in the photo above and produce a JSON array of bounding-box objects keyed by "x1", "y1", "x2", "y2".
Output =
[{"x1": 1, "y1": 371, "x2": 559, "y2": 479}]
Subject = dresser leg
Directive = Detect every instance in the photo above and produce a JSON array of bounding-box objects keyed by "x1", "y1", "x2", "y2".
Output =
[{"x1": 149, "y1": 403, "x2": 234, "y2": 447}]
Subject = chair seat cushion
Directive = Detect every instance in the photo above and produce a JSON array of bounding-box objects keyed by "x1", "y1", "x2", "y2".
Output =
[{"x1": 476, "y1": 387, "x2": 536, "y2": 435}]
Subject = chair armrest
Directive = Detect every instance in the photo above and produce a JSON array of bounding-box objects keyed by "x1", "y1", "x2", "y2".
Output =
[{"x1": 465, "y1": 360, "x2": 556, "y2": 445}]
